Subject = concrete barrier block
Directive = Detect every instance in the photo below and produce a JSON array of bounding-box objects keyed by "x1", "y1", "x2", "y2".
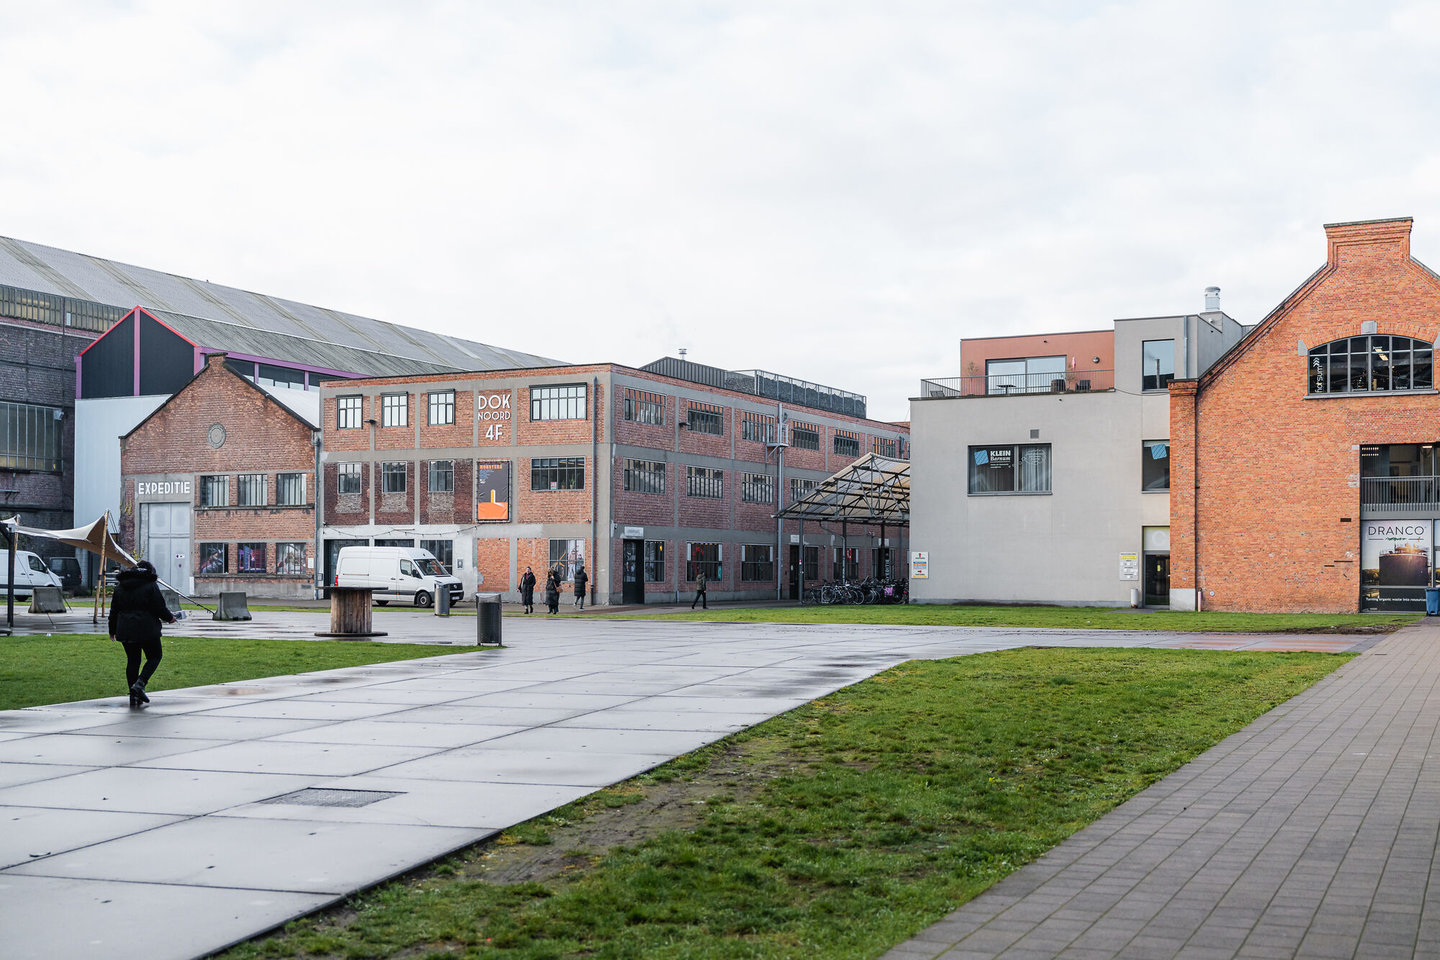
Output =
[
  {"x1": 160, "y1": 588, "x2": 184, "y2": 617},
  {"x1": 28, "y1": 586, "x2": 66, "y2": 614},
  {"x1": 214, "y1": 591, "x2": 252, "y2": 621}
]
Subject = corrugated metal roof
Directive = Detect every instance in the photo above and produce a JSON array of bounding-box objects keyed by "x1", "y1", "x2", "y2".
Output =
[
  {"x1": 778, "y1": 454, "x2": 910, "y2": 525},
  {"x1": 148, "y1": 309, "x2": 454, "y2": 378},
  {"x1": 0, "y1": 236, "x2": 561, "y2": 374}
]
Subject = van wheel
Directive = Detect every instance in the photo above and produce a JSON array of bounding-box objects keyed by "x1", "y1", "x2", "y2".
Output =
[
  {"x1": 415, "y1": 591, "x2": 433, "y2": 608},
  {"x1": 375, "y1": 600, "x2": 389, "y2": 606}
]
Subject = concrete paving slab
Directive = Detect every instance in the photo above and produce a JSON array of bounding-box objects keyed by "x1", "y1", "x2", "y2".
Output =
[
  {"x1": 0, "y1": 766, "x2": 318, "y2": 814},
  {"x1": 377, "y1": 745, "x2": 680, "y2": 786},
  {"x1": 0, "y1": 874, "x2": 333, "y2": 960},
  {"x1": 0, "y1": 759, "x2": 97, "y2": 788},
  {"x1": 0, "y1": 806, "x2": 182, "y2": 868},
  {"x1": 9, "y1": 815, "x2": 480, "y2": 893},
  {"x1": 0, "y1": 732, "x2": 229, "y2": 765},
  {"x1": 267, "y1": 717, "x2": 529, "y2": 748},
  {"x1": 140, "y1": 738, "x2": 446, "y2": 776}
]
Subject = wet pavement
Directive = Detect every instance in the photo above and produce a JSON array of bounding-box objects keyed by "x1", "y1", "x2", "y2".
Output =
[{"x1": 0, "y1": 606, "x2": 1382, "y2": 960}]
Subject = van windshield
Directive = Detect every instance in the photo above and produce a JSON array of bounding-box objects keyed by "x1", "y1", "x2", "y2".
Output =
[{"x1": 417, "y1": 558, "x2": 450, "y2": 577}]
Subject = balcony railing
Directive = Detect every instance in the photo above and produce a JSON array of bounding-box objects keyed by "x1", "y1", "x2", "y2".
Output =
[
  {"x1": 920, "y1": 370, "x2": 1116, "y2": 398},
  {"x1": 1361, "y1": 477, "x2": 1440, "y2": 509}
]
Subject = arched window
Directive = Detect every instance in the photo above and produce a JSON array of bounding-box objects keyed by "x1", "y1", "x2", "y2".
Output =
[{"x1": 1308, "y1": 335, "x2": 1434, "y2": 394}]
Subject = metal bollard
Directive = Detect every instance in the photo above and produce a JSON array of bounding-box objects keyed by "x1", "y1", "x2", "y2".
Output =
[
  {"x1": 436, "y1": 585, "x2": 451, "y2": 616},
  {"x1": 476, "y1": 593, "x2": 502, "y2": 645}
]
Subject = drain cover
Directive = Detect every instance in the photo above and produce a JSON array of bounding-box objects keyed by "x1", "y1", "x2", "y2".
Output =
[{"x1": 261, "y1": 788, "x2": 403, "y2": 808}]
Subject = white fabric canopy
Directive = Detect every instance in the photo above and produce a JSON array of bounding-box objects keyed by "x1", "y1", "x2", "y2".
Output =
[{"x1": 1, "y1": 514, "x2": 136, "y2": 566}]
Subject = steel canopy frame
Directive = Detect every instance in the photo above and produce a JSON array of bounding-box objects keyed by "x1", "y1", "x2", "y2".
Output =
[{"x1": 776, "y1": 453, "x2": 910, "y2": 526}]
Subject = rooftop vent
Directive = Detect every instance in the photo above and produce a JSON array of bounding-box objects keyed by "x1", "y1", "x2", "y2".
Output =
[{"x1": 1204, "y1": 286, "x2": 1221, "y2": 312}]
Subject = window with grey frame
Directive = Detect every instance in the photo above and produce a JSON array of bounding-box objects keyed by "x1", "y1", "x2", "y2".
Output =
[
  {"x1": 382, "y1": 461, "x2": 407, "y2": 493},
  {"x1": 531, "y1": 457, "x2": 585, "y2": 491},
  {"x1": 741, "y1": 472, "x2": 774, "y2": 504},
  {"x1": 741, "y1": 544, "x2": 774, "y2": 581},
  {"x1": 336, "y1": 395, "x2": 363, "y2": 429},
  {"x1": 199, "y1": 474, "x2": 228, "y2": 508},
  {"x1": 531, "y1": 383, "x2": 587, "y2": 420},
  {"x1": 686, "y1": 465, "x2": 724, "y2": 498},
  {"x1": 790, "y1": 477, "x2": 819, "y2": 502},
  {"x1": 236, "y1": 473, "x2": 266, "y2": 506},
  {"x1": 1142, "y1": 442, "x2": 1170, "y2": 491},
  {"x1": 337, "y1": 462, "x2": 361, "y2": 495},
  {"x1": 986, "y1": 355, "x2": 1066, "y2": 395},
  {"x1": 275, "y1": 542, "x2": 307, "y2": 575},
  {"x1": 428, "y1": 460, "x2": 454, "y2": 493},
  {"x1": 623, "y1": 458, "x2": 666, "y2": 495},
  {"x1": 741, "y1": 412, "x2": 775, "y2": 442},
  {"x1": 237, "y1": 542, "x2": 267, "y2": 573},
  {"x1": 790, "y1": 424, "x2": 820, "y2": 450},
  {"x1": 197, "y1": 542, "x2": 227, "y2": 574},
  {"x1": 686, "y1": 541, "x2": 721, "y2": 581},
  {"x1": 685, "y1": 402, "x2": 724, "y2": 436},
  {"x1": 1142, "y1": 340, "x2": 1175, "y2": 391},
  {"x1": 276, "y1": 472, "x2": 306, "y2": 506},
  {"x1": 968, "y1": 444, "x2": 1051, "y2": 494},
  {"x1": 833, "y1": 432, "x2": 860, "y2": 457},
  {"x1": 644, "y1": 540, "x2": 665, "y2": 581},
  {"x1": 428, "y1": 390, "x2": 455, "y2": 425},
  {"x1": 0, "y1": 400, "x2": 63, "y2": 471},
  {"x1": 623, "y1": 389, "x2": 663, "y2": 425},
  {"x1": 381, "y1": 393, "x2": 408, "y2": 427},
  {"x1": 420, "y1": 539, "x2": 454, "y2": 569}
]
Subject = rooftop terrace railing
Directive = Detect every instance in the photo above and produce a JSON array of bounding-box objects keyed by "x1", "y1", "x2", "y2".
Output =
[{"x1": 919, "y1": 370, "x2": 1117, "y2": 398}]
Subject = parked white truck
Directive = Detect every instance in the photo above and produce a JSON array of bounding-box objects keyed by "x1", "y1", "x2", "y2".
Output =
[
  {"x1": 333, "y1": 546, "x2": 463, "y2": 608},
  {"x1": 0, "y1": 550, "x2": 65, "y2": 600}
]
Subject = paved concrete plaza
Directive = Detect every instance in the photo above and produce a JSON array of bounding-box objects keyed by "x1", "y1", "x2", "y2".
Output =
[{"x1": 0, "y1": 606, "x2": 1393, "y2": 959}]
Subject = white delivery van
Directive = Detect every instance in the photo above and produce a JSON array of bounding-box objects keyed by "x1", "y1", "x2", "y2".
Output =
[
  {"x1": 0, "y1": 550, "x2": 65, "y2": 600},
  {"x1": 333, "y1": 546, "x2": 463, "y2": 608}
]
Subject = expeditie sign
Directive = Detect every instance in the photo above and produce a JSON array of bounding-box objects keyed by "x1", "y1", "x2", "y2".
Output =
[
  {"x1": 475, "y1": 460, "x2": 512, "y2": 521},
  {"x1": 135, "y1": 477, "x2": 193, "y2": 501}
]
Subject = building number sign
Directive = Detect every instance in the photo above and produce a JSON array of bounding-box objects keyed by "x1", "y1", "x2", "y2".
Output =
[{"x1": 479, "y1": 392, "x2": 511, "y2": 442}]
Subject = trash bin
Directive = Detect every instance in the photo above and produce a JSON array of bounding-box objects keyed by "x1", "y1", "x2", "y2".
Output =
[
  {"x1": 436, "y1": 585, "x2": 450, "y2": 616},
  {"x1": 1427, "y1": 588, "x2": 1439, "y2": 617},
  {"x1": 477, "y1": 593, "x2": 502, "y2": 644}
]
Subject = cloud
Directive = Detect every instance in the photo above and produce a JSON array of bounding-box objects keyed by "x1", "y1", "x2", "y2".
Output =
[{"x1": 5, "y1": 1, "x2": 1440, "y2": 420}]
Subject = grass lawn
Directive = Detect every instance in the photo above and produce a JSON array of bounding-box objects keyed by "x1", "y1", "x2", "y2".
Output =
[
  {"x1": 0, "y1": 633, "x2": 477, "y2": 711},
  {"x1": 611, "y1": 603, "x2": 1419, "y2": 633},
  {"x1": 220, "y1": 646, "x2": 1350, "y2": 960}
]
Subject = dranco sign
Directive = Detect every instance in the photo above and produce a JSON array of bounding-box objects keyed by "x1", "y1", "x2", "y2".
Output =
[{"x1": 1366, "y1": 523, "x2": 1429, "y2": 539}]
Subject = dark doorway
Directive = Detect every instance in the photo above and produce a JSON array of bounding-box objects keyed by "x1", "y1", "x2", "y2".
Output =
[
  {"x1": 1144, "y1": 553, "x2": 1170, "y2": 607},
  {"x1": 788, "y1": 545, "x2": 801, "y2": 601},
  {"x1": 622, "y1": 539, "x2": 644, "y2": 605}
]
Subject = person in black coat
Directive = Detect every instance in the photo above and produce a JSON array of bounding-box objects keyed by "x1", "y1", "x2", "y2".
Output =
[
  {"x1": 108, "y1": 560, "x2": 177, "y2": 707},
  {"x1": 544, "y1": 569, "x2": 561, "y2": 615},
  {"x1": 519, "y1": 566, "x2": 537, "y2": 614},
  {"x1": 573, "y1": 564, "x2": 589, "y2": 610}
]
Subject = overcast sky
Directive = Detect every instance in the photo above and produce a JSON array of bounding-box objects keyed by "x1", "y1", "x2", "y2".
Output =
[{"x1": 6, "y1": 2, "x2": 1440, "y2": 422}]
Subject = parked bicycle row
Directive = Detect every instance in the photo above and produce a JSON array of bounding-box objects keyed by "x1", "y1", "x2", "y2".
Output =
[{"x1": 802, "y1": 577, "x2": 909, "y2": 605}]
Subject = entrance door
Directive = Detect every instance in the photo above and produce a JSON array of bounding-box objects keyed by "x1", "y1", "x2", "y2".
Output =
[
  {"x1": 621, "y1": 539, "x2": 644, "y2": 604},
  {"x1": 788, "y1": 545, "x2": 801, "y2": 601},
  {"x1": 1144, "y1": 553, "x2": 1170, "y2": 607},
  {"x1": 141, "y1": 502, "x2": 191, "y2": 593}
]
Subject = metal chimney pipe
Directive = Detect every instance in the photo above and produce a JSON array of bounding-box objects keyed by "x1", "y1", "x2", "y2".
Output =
[{"x1": 1204, "y1": 286, "x2": 1221, "y2": 312}]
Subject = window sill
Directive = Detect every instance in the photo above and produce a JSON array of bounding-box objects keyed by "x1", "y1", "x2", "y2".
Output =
[{"x1": 967, "y1": 491, "x2": 1053, "y2": 497}]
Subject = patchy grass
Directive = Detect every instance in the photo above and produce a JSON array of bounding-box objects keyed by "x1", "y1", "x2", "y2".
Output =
[
  {"x1": 218, "y1": 647, "x2": 1351, "y2": 960},
  {"x1": 0, "y1": 633, "x2": 478, "y2": 710},
  {"x1": 609, "y1": 603, "x2": 1415, "y2": 634}
]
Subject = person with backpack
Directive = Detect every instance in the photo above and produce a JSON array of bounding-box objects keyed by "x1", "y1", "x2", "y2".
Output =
[
  {"x1": 691, "y1": 569, "x2": 708, "y2": 610},
  {"x1": 544, "y1": 567, "x2": 561, "y2": 615},
  {"x1": 108, "y1": 560, "x2": 177, "y2": 708}
]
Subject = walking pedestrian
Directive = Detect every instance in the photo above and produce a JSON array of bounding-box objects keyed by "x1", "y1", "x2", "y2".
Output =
[
  {"x1": 573, "y1": 564, "x2": 588, "y2": 610},
  {"x1": 691, "y1": 569, "x2": 708, "y2": 610},
  {"x1": 520, "y1": 565, "x2": 537, "y2": 614},
  {"x1": 544, "y1": 568, "x2": 560, "y2": 615},
  {"x1": 108, "y1": 560, "x2": 177, "y2": 708}
]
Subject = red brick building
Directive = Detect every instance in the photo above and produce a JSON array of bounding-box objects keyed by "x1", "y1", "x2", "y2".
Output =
[
  {"x1": 1171, "y1": 218, "x2": 1440, "y2": 612},
  {"x1": 119, "y1": 353, "x2": 320, "y2": 599},
  {"x1": 320, "y1": 359, "x2": 910, "y2": 605}
]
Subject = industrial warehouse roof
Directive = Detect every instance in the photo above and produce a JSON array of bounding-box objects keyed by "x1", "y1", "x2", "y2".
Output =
[
  {"x1": 0, "y1": 236, "x2": 560, "y2": 374},
  {"x1": 778, "y1": 453, "x2": 910, "y2": 525}
]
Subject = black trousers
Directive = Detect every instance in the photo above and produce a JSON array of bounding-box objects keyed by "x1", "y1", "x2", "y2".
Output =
[{"x1": 122, "y1": 638, "x2": 162, "y2": 687}]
